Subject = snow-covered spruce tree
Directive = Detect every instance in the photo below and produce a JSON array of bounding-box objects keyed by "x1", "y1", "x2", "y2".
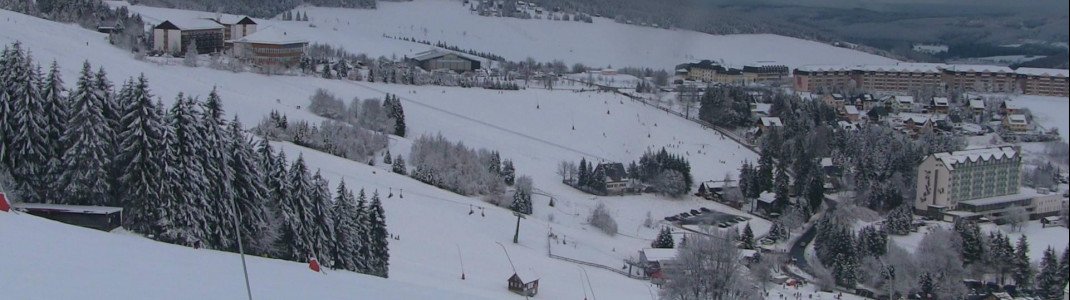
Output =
[
  {"x1": 1037, "y1": 247, "x2": 1064, "y2": 299},
  {"x1": 330, "y1": 181, "x2": 361, "y2": 272},
  {"x1": 368, "y1": 190, "x2": 390, "y2": 278},
  {"x1": 159, "y1": 94, "x2": 212, "y2": 247},
  {"x1": 1062, "y1": 248, "x2": 1069, "y2": 285},
  {"x1": 198, "y1": 88, "x2": 238, "y2": 250},
  {"x1": 226, "y1": 118, "x2": 275, "y2": 256},
  {"x1": 263, "y1": 147, "x2": 291, "y2": 257},
  {"x1": 58, "y1": 62, "x2": 112, "y2": 206},
  {"x1": 740, "y1": 223, "x2": 755, "y2": 250},
  {"x1": 772, "y1": 166, "x2": 790, "y2": 213},
  {"x1": 884, "y1": 205, "x2": 913, "y2": 235},
  {"x1": 652, "y1": 227, "x2": 674, "y2": 248},
  {"x1": 281, "y1": 154, "x2": 316, "y2": 261},
  {"x1": 382, "y1": 149, "x2": 392, "y2": 165},
  {"x1": 40, "y1": 61, "x2": 68, "y2": 202},
  {"x1": 116, "y1": 75, "x2": 167, "y2": 234},
  {"x1": 354, "y1": 188, "x2": 372, "y2": 274},
  {"x1": 6, "y1": 47, "x2": 50, "y2": 203},
  {"x1": 577, "y1": 158, "x2": 589, "y2": 187},
  {"x1": 1012, "y1": 235, "x2": 1034, "y2": 287},
  {"x1": 501, "y1": 159, "x2": 516, "y2": 186},
  {"x1": 95, "y1": 67, "x2": 124, "y2": 206},
  {"x1": 391, "y1": 155, "x2": 406, "y2": 175},
  {"x1": 510, "y1": 175, "x2": 533, "y2": 215},
  {"x1": 384, "y1": 94, "x2": 405, "y2": 137},
  {"x1": 954, "y1": 220, "x2": 985, "y2": 265},
  {"x1": 309, "y1": 170, "x2": 335, "y2": 263},
  {"x1": 0, "y1": 45, "x2": 11, "y2": 168},
  {"x1": 588, "y1": 165, "x2": 606, "y2": 194}
]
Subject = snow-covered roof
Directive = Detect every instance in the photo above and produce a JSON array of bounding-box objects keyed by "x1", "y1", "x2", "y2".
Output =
[
  {"x1": 158, "y1": 19, "x2": 223, "y2": 31},
  {"x1": 739, "y1": 249, "x2": 759, "y2": 260},
  {"x1": 844, "y1": 105, "x2": 860, "y2": 115},
  {"x1": 13, "y1": 203, "x2": 123, "y2": 214},
  {"x1": 411, "y1": 49, "x2": 482, "y2": 63},
  {"x1": 820, "y1": 157, "x2": 834, "y2": 167},
  {"x1": 759, "y1": 117, "x2": 783, "y2": 127},
  {"x1": 1015, "y1": 67, "x2": 1069, "y2": 78},
  {"x1": 855, "y1": 63, "x2": 946, "y2": 73},
  {"x1": 837, "y1": 120, "x2": 859, "y2": 131},
  {"x1": 641, "y1": 248, "x2": 678, "y2": 262},
  {"x1": 756, "y1": 192, "x2": 776, "y2": 204},
  {"x1": 231, "y1": 26, "x2": 307, "y2": 45},
  {"x1": 943, "y1": 64, "x2": 1015, "y2": 74},
  {"x1": 1007, "y1": 114, "x2": 1028, "y2": 124},
  {"x1": 1002, "y1": 100, "x2": 1024, "y2": 110},
  {"x1": 701, "y1": 180, "x2": 737, "y2": 189},
  {"x1": 898, "y1": 113, "x2": 944, "y2": 125},
  {"x1": 933, "y1": 146, "x2": 1018, "y2": 171},
  {"x1": 751, "y1": 103, "x2": 772, "y2": 115},
  {"x1": 969, "y1": 99, "x2": 985, "y2": 109},
  {"x1": 894, "y1": 95, "x2": 914, "y2": 104},
  {"x1": 959, "y1": 188, "x2": 1034, "y2": 207},
  {"x1": 212, "y1": 15, "x2": 255, "y2": 25},
  {"x1": 932, "y1": 97, "x2": 949, "y2": 106},
  {"x1": 795, "y1": 65, "x2": 854, "y2": 72}
]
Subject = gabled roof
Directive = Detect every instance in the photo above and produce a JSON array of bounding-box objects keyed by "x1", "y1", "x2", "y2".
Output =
[
  {"x1": 155, "y1": 19, "x2": 223, "y2": 31},
  {"x1": 594, "y1": 162, "x2": 628, "y2": 182},
  {"x1": 932, "y1": 146, "x2": 1018, "y2": 171},
  {"x1": 969, "y1": 99, "x2": 985, "y2": 109},
  {"x1": 641, "y1": 248, "x2": 678, "y2": 262},
  {"x1": 894, "y1": 95, "x2": 915, "y2": 104},
  {"x1": 212, "y1": 15, "x2": 256, "y2": 25},
  {"x1": 411, "y1": 49, "x2": 482, "y2": 63},
  {"x1": 759, "y1": 117, "x2": 783, "y2": 127},
  {"x1": 231, "y1": 26, "x2": 307, "y2": 45},
  {"x1": 932, "y1": 97, "x2": 949, "y2": 107},
  {"x1": 844, "y1": 106, "x2": 860, "y2": 115},
  {"x1": 1002, "y1": 100, "x2": 1024, "y2": 110},
  {"x1": 1006, "y1": 114, "x2": 1028, "y2": 124},
  {"x1": 1015, "y1": 67, "x2": 1069, "y2": 78}
]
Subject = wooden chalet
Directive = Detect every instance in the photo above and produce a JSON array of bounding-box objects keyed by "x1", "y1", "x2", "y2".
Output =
[{"x1": 507, "y1": 272, "x2": 539, "y2": 297}]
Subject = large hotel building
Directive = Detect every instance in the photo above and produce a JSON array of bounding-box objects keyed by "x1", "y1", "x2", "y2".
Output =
[{"x1": 794, "y1": 63, "x2": 1068, "y2": 97}]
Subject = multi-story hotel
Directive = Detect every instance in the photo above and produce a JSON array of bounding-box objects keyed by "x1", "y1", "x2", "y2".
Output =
[
  {"x1": 915, "y1": 146, "x2": 1021, "y2": 213},
  {"x1": 794, "y1": 64, "x2": 1069, "y2": 97}
]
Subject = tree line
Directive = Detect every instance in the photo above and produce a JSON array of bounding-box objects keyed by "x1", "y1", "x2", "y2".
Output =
[
  {"x1": 0, "y1": 42, "x2": 389, "y2": 277},
  {"x1": 2, "y1": 0, "x2": 148, "y2": 51}
]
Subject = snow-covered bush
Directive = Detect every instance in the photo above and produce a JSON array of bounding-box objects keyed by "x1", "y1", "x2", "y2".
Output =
[{"x1": 588, "y1": 202, "x2": 618, "y2": 236}]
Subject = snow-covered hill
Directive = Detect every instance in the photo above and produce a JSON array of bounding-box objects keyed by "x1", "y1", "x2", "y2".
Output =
[
  {"x1": 0, "y1": 7, "x2": 774, "y2": 299},
  {"x1": 0, "y1": 212, "x2": 485, "y2": 300},
  {"x1": 108, "y1": 0, "x2": 899, "y2": 70}
]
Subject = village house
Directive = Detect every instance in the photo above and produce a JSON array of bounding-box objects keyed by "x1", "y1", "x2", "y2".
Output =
[
  {"x1": 969, "y1": 98, "x2": 986, "y2": 115},
  {"x1": 1000, "y1": 100, "x2": 1025, "y2": 115},
  {"x1": 696, "y1": 180, "x2": 743, "y2": 208},
  {"x1": 230, "y1": 26, "x2": 308, "y2": 68},
  {"x1": 889, "y1": 95, "x2": 917, "y2": 113},
  {"x1": 756, "y1": 117, "x2": 783, "y2": 135},
  {"x1": 592, "y1": 162, "x2": 630, "y2": 195},
  {"x1": 822, "y1": 93, "x2": 846, "y2": 111},
  {"x1": 152, "y1": 19, "x2": 225, "y2": 54},
  {"x1": 1002, "y1": 114, "x2": 1030, "y2": 132},
  {"x1": 639, "y1": 248, "x2": 678, "y2": 282},
  {"x1": 408, "y1": 49, "x2": 483, "y2": 73},
  {"x1": 929, "y1": 97, "x2": 950, "y2": 114},
  {"x1": 843, "y1": 105, "x2": 862, "y2": 122},
  {"x1": 506, "y1": 271, "x2": 539, "y2": 297}
]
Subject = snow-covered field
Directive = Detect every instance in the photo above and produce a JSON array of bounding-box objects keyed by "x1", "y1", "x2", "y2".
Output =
[
  {"x1": 0, "y1": 212, "x2": 485, "y2": 300},
  {"x1": 1012, "y1": 95, "x2": 1070, "y2": 141},
  {"x1": 108, "y1": 0, "x2": 898, "y2": 70},
  {"x1": 1, "y1": 7, "x2": 771, "y2": 299}
]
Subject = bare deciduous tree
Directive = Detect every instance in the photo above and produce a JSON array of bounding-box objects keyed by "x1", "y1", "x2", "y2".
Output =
[{"x1": 660, "y1": 232, "x2": 759, "y2": 300}]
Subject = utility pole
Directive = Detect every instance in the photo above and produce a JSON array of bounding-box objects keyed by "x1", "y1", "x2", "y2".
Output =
[
  {"x1": 230, "y1": 199, "x2": 254, "y2": 300},
  {"x1": 513, "y1": 212, "x2": 525, "y2": 244}
]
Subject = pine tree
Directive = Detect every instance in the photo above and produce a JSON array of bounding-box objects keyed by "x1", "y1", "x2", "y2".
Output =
[
  {"x1": 884, "y1": 205, "x2": 913, "y2": 235},
  {"x1": 1061, "y1": 247, "x2": 1069, "y2": 284},
  {"x1": 1013, "y1": 235, "x2": 1033, "y2": 287},
  {"x1": 757, "y1": 146, "x2": 775, "y2": 191},
  {"x1": 330, "y1": 181, "x2": 361, "y2": 271},
  {"x1": 40, "y1": 61, "x2": 68, "y2": 203},
  {"x1": 392, "y1": 155, "x2": 407, "y2": 175},
  {"x1": 773, "y1": 166, "x2": 790, "y2": 213},
  {"x1": 740, "y1": 223, "x2": 755, "y2": 250},
  {"x1": 116, "y1": 75, "x2": 167, "y2": 234},
  {"x1": 281, "y1": 154, "x2": 316, "y2": 261},
  {"x1": 159, "y1": 94, "x2": 212, "y2": 247},
  {"x1": 309, "y1": 170, "x2": 335, "y2": 263},
  {"x1": 7, "y1": 48, "x2": 50, "y2": 203},
  {"x1": 577, "y1": 158, "x2": 588, "y2": 187},
  {"x1": 955, "y1": 220, "x2": 984, "y2": 265},
  {"x1": 58, "y1": 62, "x2": 112, "y2": 206},
  {"x1": 501, "y1": 160, "x2": 516, "y2": 186},
  {"x1": 652, "y1": 227, "x2": 675, "y2": 248},
  {"x1": 589, "y1": 165, "x2": 607, "y2": 194},
  {"x1": 383, "y1": 150, "x2": 392, "y2": 165},
  {"x1": 1037, "y1": 247, "x2": 1064, "y2": 300},
  {"x1": 511, "y1": 184, "x2": 532, "y2": 215},
  {"x1": 200, "y1": 88, "x2": 237, "y2": 250},
  {"x1": 264, "y1": 148, "x2": 291, "y2": 256},
  {"x1": 354, "y1": 189, "x2": 372, "y2": 273},
  {"x1": 368, "y1": 191, "x2": 390, "y2": 278},
  {"x1": 391, "y1": 95, "x2": 405, "y2": 137},
  {"x1": 0, "y1": 45, "x2": 13, "y2": 167},
  {"x1": 96, "y1": 68, "x2": 122, "y2": 204},
  {"x1": 226, "y1": 118, "x2": 274, "y2": 256}
]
